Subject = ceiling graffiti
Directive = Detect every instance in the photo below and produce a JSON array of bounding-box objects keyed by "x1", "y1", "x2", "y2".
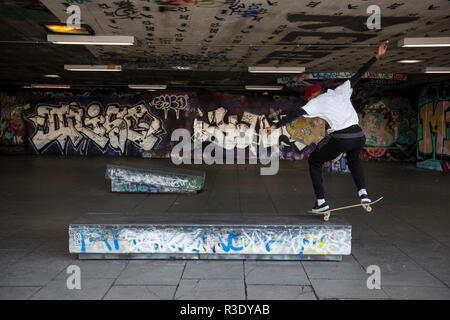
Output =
[{"x1": 0, "y1": 0, "x2": 449, "y2": 88}]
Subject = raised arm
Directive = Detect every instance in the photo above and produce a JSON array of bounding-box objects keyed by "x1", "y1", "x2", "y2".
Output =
[
  {"x1": 349, "y1": 40, "x2": 389, "y2": 87},
  {"x1": 264, "y1": 98, "x2": 310, "y2": 135},
  {"x1": 274, "y1": 106, "x2": 308, "y2": 129},
  {"x1": 349, "y1": 56, "x2": 377, "y2": 87}
]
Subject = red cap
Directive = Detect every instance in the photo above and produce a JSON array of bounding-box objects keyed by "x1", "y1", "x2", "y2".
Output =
[{"x1": 304, "y1": 85, "x2": 322, "y2": 101}]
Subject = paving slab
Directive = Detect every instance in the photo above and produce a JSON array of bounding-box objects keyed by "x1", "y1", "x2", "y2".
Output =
[
  {"x1": 103, "y1": 285, "x2": 176, "y2": 300},
  {"x1": 352, "y1": 240, "x2": 425, "y2": 267},
  {"x1": 115, "y1": 260, "x2": 185, "y2": 285},
  {"x1": 183, "y1": 261, "x2": 244, "y2": 280},
  {"x1": 30, "y1": 279, "x2": 114, "y2": 300},
  {"x1": 0, "y1": 287, "x2": 41, "y2": 300},
  {"x1": 175, "y1": 279, "x2": 246, "y2": 300},
  {"x1": 0, "y1": 238, "x2": 43, "y2": 252},
  {"x1": 54, "y1": 260, "x2": 128, "y2": 280},
  {"x1": 0, "y1": 251, "x2": 75, "y2": 286},
  {"x1": 0, "y1": 250, "x2": 30, "y2": 271},
  {"x1": 392, "y1": 240, "x2": 450, "y2": 285},
  {"x1": 302, "y1": 255, "x2": 367, "y2": 280},
  {"x1": 247, "y1": 285, "x2": 317, "y2": 300},
  {"x1": 244, "y1": 261, "x2": 310, "y2": 285},
  {"x1": 383, "y1": 286, "x2": 450, "y2": 300},
  {"x1": 310, "y1": 279, "x2": 389, "y2": 300},
  {"x1": 352, "y1": 241, "x2": 446, "y2": 287},
  {"x1": 376, "y1": 268, "x2": 446, "y2": 287},
  {"x1": 362, "y1": 215, "x2": 434, "y2": 243}
]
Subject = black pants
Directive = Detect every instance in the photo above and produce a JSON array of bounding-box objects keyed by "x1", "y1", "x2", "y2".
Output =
[{"x1": 308, "y1": 125, "x2": 366, "y2": 199}]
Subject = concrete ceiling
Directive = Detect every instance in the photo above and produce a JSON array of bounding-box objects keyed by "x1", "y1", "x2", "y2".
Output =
[{"x1": 0, "y1": 0, "x2": 449, "y2": 89}]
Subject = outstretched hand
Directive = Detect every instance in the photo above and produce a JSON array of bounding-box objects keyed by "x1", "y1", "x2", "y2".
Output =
[{"x1": 376, "y1": 40, "x2": 389, "y2": 59}]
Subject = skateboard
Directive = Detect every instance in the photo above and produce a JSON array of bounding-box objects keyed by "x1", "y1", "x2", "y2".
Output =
[{"x1": 308, "y1": 197, "x2": 383, "y2": 221}]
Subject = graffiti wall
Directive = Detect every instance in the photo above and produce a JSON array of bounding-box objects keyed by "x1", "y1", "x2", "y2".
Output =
[
  {"x1": 324, "y1": 153, "x2": 350, "y2": 174},
  {"x1": 0, "y1": 89, "x2": 423, "y2": 164},
  {"x1": 358, "y1": 96, "x2": 417, "y2": 162},
  {"x1": 14, "y1": 90, "x2": 322, "y2": 159},
  {"x1": 417, "y1": 84, "x2": 450, "y2": 172},
  {"x1": 0, "y1": 93, "x2": 27, "y2": 148}
]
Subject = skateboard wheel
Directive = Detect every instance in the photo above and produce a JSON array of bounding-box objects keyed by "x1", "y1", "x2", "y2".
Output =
[
  {"x1": 324, "y1": 216, "x2": 329, "y2": 221},
  {"x1": 366, "y1": 206, "x2": 372, "y2": 213}
]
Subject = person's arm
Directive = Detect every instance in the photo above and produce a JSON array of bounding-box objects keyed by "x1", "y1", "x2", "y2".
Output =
[
  {"x1": 349, "y1": 40, "x2": 389, "y2": 87},
  {"x1": 274, "y1": 107, "x2": 308, "y2": 129},
  {"x1": 349, "y1": 56, "x2": 377, "y2": 87}
]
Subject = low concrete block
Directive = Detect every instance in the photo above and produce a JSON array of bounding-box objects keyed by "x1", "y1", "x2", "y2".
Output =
[
  {"x1": 105, "y1": 164, "x2": 205, "y2": 193},
  {"x1": 69, "y1": 213, "x2": 351, "y2": 260}
]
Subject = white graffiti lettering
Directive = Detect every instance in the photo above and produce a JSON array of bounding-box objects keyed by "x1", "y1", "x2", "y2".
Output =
[
  {"x1": 27, "y1": 101, "x2": 165, "y2": 154},
  {"x1": 150, "y1": 94, "x2": 188, "y2": 119},
  {"x1": 193, "y1": 107, "x2": 304, "y2": 154}
]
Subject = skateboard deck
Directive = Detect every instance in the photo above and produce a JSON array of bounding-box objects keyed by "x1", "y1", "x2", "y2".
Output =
[{"x1": 308, "y1": 197, "x2": 383, "y2": 221}]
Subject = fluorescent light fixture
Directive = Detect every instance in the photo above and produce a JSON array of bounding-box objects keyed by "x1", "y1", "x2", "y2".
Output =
[
  {"x1": 424, "y1": 67, "x2": 450, "y2": 73},
  {"x1": 48, "y1": 35, "x2": 134, "y2": 45},
  {"x1": 30, "y1": 84, "x2": 71, "y2": 89},
  {"x1": 172, "y1": 66, "x2": 192, "y2": 70},
  {"x1": 64, "y1": 65, "x2": 122, "y2": 71},
  {"x1": 398, "y1": 37, "x2": 450, "y2": 47},
  {"x1": 43, "y1": 24, "x2": 92, "y2": 35},
  {"x1": 168, "y1": 80, "x2": 188, "y2": 85},
  {"x1": 245, "y1": 85, "x2": 283, "y2": 90},
  {"x1": 397, "y1": 60, "x2": 423, "y2": 64},
  {"x1": 128, "y1": 84, "x2": 167, "y2": 90},
  {"x1": 248, "y1": 66, "x2": 305, "y2": 73},
  {"x1": 43, "y1": 74, "x2": 61, "y2": 78}
]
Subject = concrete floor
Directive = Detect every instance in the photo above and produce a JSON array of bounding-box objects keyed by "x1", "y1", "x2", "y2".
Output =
[{"x1": 0, "y1": 155, "x2": 449, "y2": 300}]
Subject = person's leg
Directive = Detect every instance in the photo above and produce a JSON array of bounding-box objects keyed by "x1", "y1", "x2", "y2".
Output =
[
  {"x1": 308, "y1": 137, "x2": 346, "y2": 200},
  {"x1": 345, "y1": 136, "x2": 366, "y2": 190},
  {"x1": 345, "y1": 136, "x2": 371, "y2": 202}
]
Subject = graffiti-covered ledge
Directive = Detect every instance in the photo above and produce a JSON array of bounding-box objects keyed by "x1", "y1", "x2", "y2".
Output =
[{"x1": 69, "y1": 213, "x2": 351, "y2": 261}]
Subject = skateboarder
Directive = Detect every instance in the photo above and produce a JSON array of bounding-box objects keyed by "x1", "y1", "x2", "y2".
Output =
[{"x1": 266, "y1": 40, "x2": 389, "y2": 213}]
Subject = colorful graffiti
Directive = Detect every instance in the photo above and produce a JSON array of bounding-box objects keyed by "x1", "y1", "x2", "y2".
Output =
[
  {"x1": 359, "y1": 96, "x2": 417, "y2": 162},
  {"x1": 278, "y1": 72, "x2": 407, "y2": 83},
  {"x1": 285, "y1": 117, "x2": 325, "y2": 145},
  {"x1": 69, "y1": 223, "x2": 351, "y2": 256},
  {"x1": 106, "y1": 164, "x2": 205, "y2": 193},
  {"x1": 0, "y1": 93, "x2": 26, "y2": 147},
  {"x1": 324, "y1": 153, "x2": 350, "y2": 174},
  {"x1": 417, "y1": 84, "x2": 450, "y2": 171},
  {"x1": 1, "y1": 89, "x2": 423, "y2": 164}
]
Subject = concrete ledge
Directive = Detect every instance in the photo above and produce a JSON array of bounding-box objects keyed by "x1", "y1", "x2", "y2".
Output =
[
  {"x1": 78, "y1": 253, "x2": 342, "y2": 261},
  {"x1": 69, "y1": 213, "x2": 351, "y2": 260},
  {"x1": 105, "y1": 163, "x2": 205, "y2": 193}
]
